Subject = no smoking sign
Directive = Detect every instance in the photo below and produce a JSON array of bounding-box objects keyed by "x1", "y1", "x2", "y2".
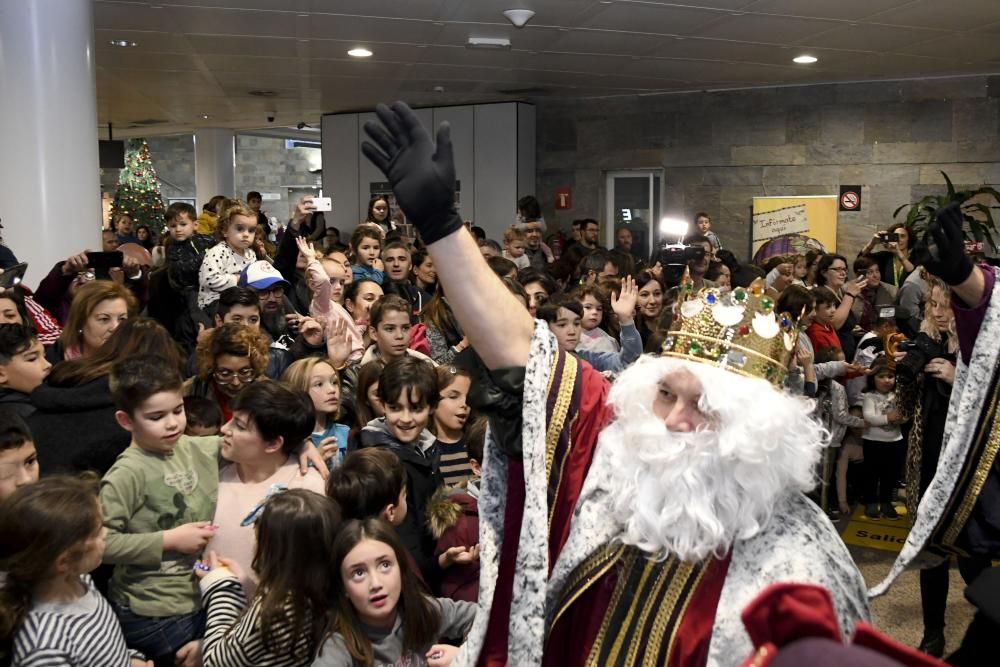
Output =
[{"x1": 839, "y1": 185, "x2": 862, "y2": 212}]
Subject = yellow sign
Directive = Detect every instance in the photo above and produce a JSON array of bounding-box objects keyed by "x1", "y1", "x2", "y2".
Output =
[
  {"x1": 751, "y1": 196, "x2": 839, "y2": 264},
  {"x1": 841, "y1": 505, "x2": 910, "y2": 553}
]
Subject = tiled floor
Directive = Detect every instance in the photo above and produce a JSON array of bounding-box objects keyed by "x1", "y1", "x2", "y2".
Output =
[{"x1": 847, "y1": 538, "x2": 974, "y2": 655}]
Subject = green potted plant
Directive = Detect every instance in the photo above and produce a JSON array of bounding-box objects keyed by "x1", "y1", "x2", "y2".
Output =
[{"x1": 894, "y1": 171, "x2": 1000, "y2": 253}]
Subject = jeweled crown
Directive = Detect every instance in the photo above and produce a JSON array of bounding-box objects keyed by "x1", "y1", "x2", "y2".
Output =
[{"x1": 661, "y1": 277, "x2": 798, "y2": 386}]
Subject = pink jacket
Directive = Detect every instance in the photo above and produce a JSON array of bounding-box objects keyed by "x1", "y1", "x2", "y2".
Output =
[{"x1": 304, "y1": 259, "x2": 365, "y2": 363}]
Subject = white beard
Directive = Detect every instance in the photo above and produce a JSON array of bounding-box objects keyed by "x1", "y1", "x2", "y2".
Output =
[{"x1": 601, "y1": 356, "x2": 826, "y2": 563}]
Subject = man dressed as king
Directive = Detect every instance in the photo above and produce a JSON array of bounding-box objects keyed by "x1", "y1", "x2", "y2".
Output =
[{"x1": 360, "y1": 102, "x2": 870, "y2": 667}]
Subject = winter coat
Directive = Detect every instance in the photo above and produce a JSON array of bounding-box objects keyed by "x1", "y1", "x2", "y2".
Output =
[
  {"x1": 359, "y1": 418, "x2": 442, "y2": 587},
  {"x1": 28, "y1": 376, "x2": 131, "y2": 477},
  {"x1": 196, "y1": 210, "x2": 219, "y2": 236},
  {"x1": 427, "y1": 480, "x2": 481, "y2": 603}
]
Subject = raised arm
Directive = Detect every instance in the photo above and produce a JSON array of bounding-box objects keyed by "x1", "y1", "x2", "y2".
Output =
[{"x1": 361, "y1": 101, "x2": 533, "y2": 369}]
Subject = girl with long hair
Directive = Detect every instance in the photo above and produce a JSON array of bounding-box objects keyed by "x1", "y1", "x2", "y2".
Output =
[
  {"x1": 0, "y1": 475, "x2": 144, "y2": 665},
  {"x1": 196, "y1": 490, "x2": 342, "y2": 666},
  {"x1": 283, "y1": 357, "x2": 351, "y2": 464},
  {"x1": 313, "y1": 518, "x2": 476, "y2": 667}
]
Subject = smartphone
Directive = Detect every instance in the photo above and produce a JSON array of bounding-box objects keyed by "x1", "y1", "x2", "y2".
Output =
[
  {"x1": 0, "y1": 262, "x2": 27, "y2": 289},
  {"x1": 313, "y1": 197, "x2": 332, "y2": 212},
  {"x1": 86, "y1": 251, "x2": 124, "y2": 270}
]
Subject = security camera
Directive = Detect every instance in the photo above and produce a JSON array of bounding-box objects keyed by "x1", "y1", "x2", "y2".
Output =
[{"x1": 267, "y1": 115, "x2": 275, "y2": 123}]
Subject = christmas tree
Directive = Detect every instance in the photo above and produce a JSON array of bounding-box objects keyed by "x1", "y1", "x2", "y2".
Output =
[{"x1": 111, "y1": 138, "x2": 166, "y2": 234}]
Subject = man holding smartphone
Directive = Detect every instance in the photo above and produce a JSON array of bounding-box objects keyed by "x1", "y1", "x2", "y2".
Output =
[{"x1": 858, "y1": 222, "x2": 915, "y2": 288}]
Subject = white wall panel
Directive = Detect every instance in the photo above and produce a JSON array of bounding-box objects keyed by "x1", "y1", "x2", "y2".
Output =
[{"x1": 320, "y1": 113, "x2": 359, "y2": 232}]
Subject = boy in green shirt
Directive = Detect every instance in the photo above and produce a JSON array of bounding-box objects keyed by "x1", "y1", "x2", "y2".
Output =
[{"x1": 100, "y1": 354, "x2": 220, "y2": 665}]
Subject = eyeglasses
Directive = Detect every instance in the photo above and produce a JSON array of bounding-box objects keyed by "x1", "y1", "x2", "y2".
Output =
[
  {"x1": 259, "y1": 288, "x2": 284, "y2": 300},
  {"x1": 828, "y1": 266, "x2": 848, "y2": 273},
  {"x1": 213, "y1": 367, "x2": 256, "y2": 384}
]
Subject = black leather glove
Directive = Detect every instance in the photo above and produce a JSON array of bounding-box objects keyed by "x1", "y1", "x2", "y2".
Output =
[
  {"x1": 923, "y1": 203, "x2": 973, "y2": 286},
  {"x1": 361, "y1": 102, "x2": 464, "y2": 245}
]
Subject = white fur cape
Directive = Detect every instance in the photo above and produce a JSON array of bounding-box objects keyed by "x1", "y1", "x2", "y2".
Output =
[
  {"x1": 870, "y1": 280, "x2": 1000, "y2": 597},
  {"x1": 455, "y1": 322, "x2": 870, "y2": 666}
]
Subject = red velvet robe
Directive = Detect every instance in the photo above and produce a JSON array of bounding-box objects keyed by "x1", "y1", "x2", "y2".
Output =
[{"x1": 478, "y1": 353, "x2": 724, "y2": 666}]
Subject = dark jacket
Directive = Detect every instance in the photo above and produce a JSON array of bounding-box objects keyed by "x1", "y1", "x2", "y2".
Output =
[
  {"x1": 359, "y1": 419, "x2": 442, "y2": 587},
  {"x1": 0, "y1": 388, "x2": 34, "y2": 418},
  {"x1": 28, "y1": 376, "x2": 131, "y2": 477},
  {"x1": 166, "y1": 234, "x2": 217, "y2": 291}
]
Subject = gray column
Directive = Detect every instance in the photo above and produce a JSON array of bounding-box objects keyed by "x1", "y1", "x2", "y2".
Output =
[
  {"x1": 0, "y1": 0, "x2": 101, "y2": 285},
  {"x1": 194, "y1": 129, "x2": 235, "y2": 206}
]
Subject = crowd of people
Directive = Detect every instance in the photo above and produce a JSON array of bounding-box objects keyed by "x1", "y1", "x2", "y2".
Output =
[{"x1": 0, "y1": 101, "x2": 998, "y2": 667}]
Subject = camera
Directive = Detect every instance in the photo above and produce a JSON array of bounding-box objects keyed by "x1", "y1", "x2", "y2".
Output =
[
  {"x1": 654, "y1": 243, "x2": 706, "y2": 288},
  {"x1": 894, "y1": 333, "x2": 946, "y2": 385},
  {"x1": 879, "y1": 231, "x2": 899, "y2": 243},
  {"x1": 267, "y1": 115, "x2": 275, "y2": 123}
]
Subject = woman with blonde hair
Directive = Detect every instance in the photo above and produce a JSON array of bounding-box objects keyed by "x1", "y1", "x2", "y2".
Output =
[
  {"x1": 52, "y1": 280, "x2": 137, "y2": 362},
  {"x1": 899, "y1": 277, "x2": 983, "y2": 657}
]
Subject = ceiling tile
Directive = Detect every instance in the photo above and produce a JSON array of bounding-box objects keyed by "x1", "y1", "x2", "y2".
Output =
[
  {"x1": 580, "y1": 2, "x2": 726, "y2": 34},
  {"x1": 739, "y1": 0, "x2": 915, "y2": 21},
  {"x1": 691, "y1": 13, "x2": 837, "y2": 41},
  {"x1": 864, "y1": 0, "x2": 1000, "y2": 31},
  {"x1": 800, "y1": 23, "x2": 941, "y2": 52}
]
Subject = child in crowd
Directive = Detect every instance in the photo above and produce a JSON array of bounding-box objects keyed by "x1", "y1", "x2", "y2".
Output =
[
  {"x1": 165, "y1": 202, "x2": 217, "y2": 339},
  {"x1": 195, "y1": 490, "x2": 341, "y2": 667},
  {"x1": 540, "y1": 277, "x2": 641, "y2": 375},
  {"x1": 349, "y1": 360, "x2": 385, "y2": 446},
  {"x1": 359, "y1": 357, "x2": 441, "y2": 584},
  {"x1": 814, "y1": 347, "x2": 866, "y2": 520},
  {"x1": 312, "y1": 518, "x2": 477, "y2": 667},
  {"x1": 184, "y1": 395, "x2": 224, "y2": 436},
  {"x1": 862, "y1": 356, "x2": 907, "y2": 521},
  {"x1": 207, "y1": 380, "x2": 327, "y2": 595},
  {"x1": 0, "y1": 323, "x2": 52, "y2": 416},
  {"x1": 502, "y1": 226, "x2": 530, "y2": 270},
  {"x1": 101, "y1": 354, "x2": 219, "y2": 664},
  {"x1": 848, "y1": 307, "x2": 899, "y2": 407},
  {"x1": 805, "y1": 286, "x2": 843, "y2": 354},
  {"x1": 0, "y1": 410, "x2": 39, "y2": 501},
  {"x1": 433, "y1": 365, "x2": 473, "y2": 488},
  {"x1": 327, "y1": 448, "x2": 408, "y2": 525},
  {"x1": 296, "y1": 237, "x2": 365, "y2": 364},
  {"x1": 575, "y1": 284, "x2": 620, "y2": 354},
  {"x1": 428, "y1": 415, "x2": 485, "y2": 603},
  {"x1": 694, "y1": 211, "x2": 721, "y2": 251},
  {"x1": 0, "y1": 475, "x2": 149, "y2": 666},
  {"x1": 282, "y1": 357, "x2": 351, "y2": 466},
  {"x1": 198, "y1": 201, "x2": 258, "y2": 311},
  {"x1": 350, "y1": 226, "x2": 385, "y2": 285},
  {"x1": 361, "y1": 295, "x2": 435, "y2": 365}
]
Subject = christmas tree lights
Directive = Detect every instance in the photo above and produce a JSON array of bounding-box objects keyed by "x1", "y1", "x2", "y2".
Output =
[{"x1": 110, "y1": 138, "x2": 166, "y2": 234}]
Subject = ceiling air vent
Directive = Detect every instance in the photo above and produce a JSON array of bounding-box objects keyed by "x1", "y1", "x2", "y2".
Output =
[
  {"x1": 129, "y1": 118, "x2": 168, "y2": 126},
  {"x1": 248, "y1": 90, "x2": 278, "y2": 98}
]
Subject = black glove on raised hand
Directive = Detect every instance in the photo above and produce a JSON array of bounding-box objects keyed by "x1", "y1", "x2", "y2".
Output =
[
  {"x1": 361, "y1": 101, "x2": 464, "y2": 245},
  {"x1": 923, "y1": 203, "x2": 973, "y2": 286}
]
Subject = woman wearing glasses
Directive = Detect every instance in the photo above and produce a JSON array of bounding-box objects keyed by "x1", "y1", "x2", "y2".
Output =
[
  {"x1": 815, "y1": 253, "x2": 865, "y2": 360},
  {"x1": 185, "y1": 323, "x2": 269, "y2": 422}
]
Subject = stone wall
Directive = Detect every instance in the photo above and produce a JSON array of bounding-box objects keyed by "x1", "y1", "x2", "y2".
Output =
[{"x1": 535, "y1": 75, "x2": 1000, "y2": 260}]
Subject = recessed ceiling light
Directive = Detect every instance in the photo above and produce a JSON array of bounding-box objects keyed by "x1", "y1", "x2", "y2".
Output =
[
  {"x1": 793, "y1": 54, "x2": 818, "y2": 64},
  {"x1": 202, "y1": 114, "x2": 210, "y2": 119},
  {"x1": 348, "y1": 48, "x2": 373, "y2": 58},
  {"x1": 109, "y1": 39, "x2": 137, "y2": 47}
]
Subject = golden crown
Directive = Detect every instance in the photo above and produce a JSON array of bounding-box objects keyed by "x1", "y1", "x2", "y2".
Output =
[{"x1": 661, "y1": 277, "x2": 799, "y2": 387}]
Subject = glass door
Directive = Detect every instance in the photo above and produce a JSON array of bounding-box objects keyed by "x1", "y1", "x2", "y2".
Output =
[{"x1": 605, "y1": 170, "x2": 662, "y2": 264}]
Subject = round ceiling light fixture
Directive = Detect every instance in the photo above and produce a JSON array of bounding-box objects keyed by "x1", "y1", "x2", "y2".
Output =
[
  {"x1": 348, "y1": 47, "x2": 373, "y2": 58},
  {"x1": 793, "y1": 54, "x2": 818, "y2": 64}
]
